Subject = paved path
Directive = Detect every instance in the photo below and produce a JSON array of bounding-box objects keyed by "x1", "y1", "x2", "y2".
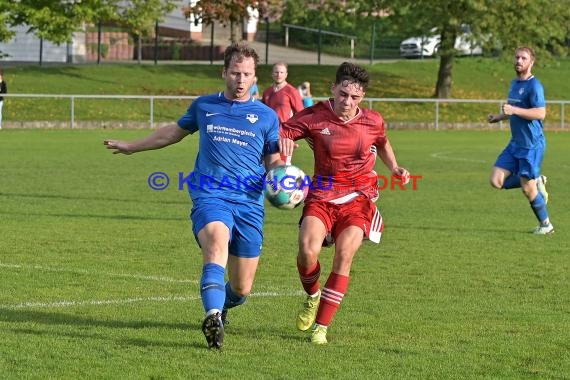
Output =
[
  {"x1": 191, "y1": 39, "x2": 376, "y2": 66},
  {"x1": 246, "y1": 40, "x2": 371, "y2": 66}
]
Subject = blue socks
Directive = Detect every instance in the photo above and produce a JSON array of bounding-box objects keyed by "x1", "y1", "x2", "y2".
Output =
[
  {"x1": 200, "y1": 263, "x2": 248, "y2": 315},
  {"x1": 501, "y1": 175, "x2": 549, "y2": 225},
  {"x1": 200, "y1": 263, "x2": 225, "y2": 315},
  {"x1": 530, "y1": 192, "x2": 549, "y2": 225}
]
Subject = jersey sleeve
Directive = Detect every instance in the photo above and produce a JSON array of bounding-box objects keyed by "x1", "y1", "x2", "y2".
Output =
[
  {"x1": 177, "y1": 99, "x2": 200, "y2": 133},
  {"x1": 367, "y1": 110, "x2": 388, "y2": 147},
  {"x1": 264, "y1": 111, "x2": 281, "y2": 156},
  {"x1": 280, "y1": 108, "x2": 312, "y2": 141},
  {"x1": 290, "y1": 87, "x2": 305, "y2": 114},
  {"x1": 530, "y1": 80, "x2": 546, "y2": 108}
]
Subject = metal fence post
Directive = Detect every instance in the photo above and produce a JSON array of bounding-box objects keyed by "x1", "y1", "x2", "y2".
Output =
[
  {"x1": 317, "y1": 28, "x2": 322, "y2": 65},
  {"x1": 498, "y1": 102, "x2": 503, "y2": 130},
  {"x1": 150, "y1": 96, "x2": 154, "y2": 129},
  {"x1": 435, "y1": 100, "x2": 439, "y2": 131},
  {"x1": 70, "y1": 96, "x2": 75, "y2": 129}
]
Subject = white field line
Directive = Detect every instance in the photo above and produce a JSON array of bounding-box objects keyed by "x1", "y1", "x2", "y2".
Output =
[
  {"x1": 0, "y1": 296, "x2": 199, "y2": 309},
  {"x1": 0, "y1": 262, "x2": 197, "y2": 284},
  {"x1": 430, "y1": 151, "x2": 488, "y2": 163},
  {"x1": 0, "y1": 261, "x2": 303, "y2": 309},
  {"x1": 0, "y1": 291, "x2": 304, "y2": 310}
]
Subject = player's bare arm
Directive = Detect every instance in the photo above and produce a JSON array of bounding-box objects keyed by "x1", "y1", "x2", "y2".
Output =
[
  {"x1": 264, "y1": 152, "x2": 286, "y2": 171},
  {"x1": 278, "y1": 137, "x2": 299, "y2": 158},
  {"x1": 104, "y1": 124, "x2": 190, "y2": 155},
  {"x1": 378, "y1": 140, "x2": 409, "y2": 177},
  {"x1": 487, "y1": 113, "x2": 510, "y2": 123},
  {"x1": 502, "y1": 104, "x2": 546, "y2": 120}
]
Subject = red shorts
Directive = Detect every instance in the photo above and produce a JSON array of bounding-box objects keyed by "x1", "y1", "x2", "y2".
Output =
[{"x1": 302, "y1": 195, "x2": 384, "y2": 246}]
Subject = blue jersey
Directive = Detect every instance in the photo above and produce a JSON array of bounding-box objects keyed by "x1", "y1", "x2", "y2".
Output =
[
  {"x1": 507, "y1": 76, "x2": 546, "y2": 149},
  {"x1": 177, "y1": 92, "x2": 280, "y2": 204}
]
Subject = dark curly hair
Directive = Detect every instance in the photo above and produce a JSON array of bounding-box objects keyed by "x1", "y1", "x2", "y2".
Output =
[{"x1": 335, "y1": 62, "x2": 369, "y2": 91}]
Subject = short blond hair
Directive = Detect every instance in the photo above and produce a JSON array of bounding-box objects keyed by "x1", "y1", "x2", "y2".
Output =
[{"x1": 515, "y1": 46, "x2": 535, "y2": 61}]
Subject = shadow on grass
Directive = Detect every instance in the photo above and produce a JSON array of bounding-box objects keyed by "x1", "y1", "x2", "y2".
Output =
[
  {"x1": 1, "y1": 309, "x2": 222, "y2": 350},
  {"x1": 0, "y1": 308, "x2": 192, "y2": 329},
  {"x1": 0, "y1": 191, "x2": 188, "y2": 206},
  {"x1": 0, "y1": 210, "x2": 185, "y2": 221}
]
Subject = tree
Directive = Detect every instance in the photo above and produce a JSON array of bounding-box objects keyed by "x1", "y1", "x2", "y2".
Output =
[
  {"x1": 381, "y1": 0, "x2": 570, "y2": 98},
  {"x1": 183, "y1": 0, "x2": 259, "y2": 43},
  {"x1": 476, "y1": 0, "x2": 570, "y2": 58},
  {"x1": 6, "y1": 0, "x2": 116, "y2": 44},
  {"x1": 117, "y1": 0, "x2": 178, "y2": 63},
  {"x1": 0, "y1": 2, "x2": 16, "y2": 57},
  {"x1": 282, "y1": 0, "x2": 364, "y2": 32},
  {"x1": 3, "y1": 0, "x2": 120, "y2": 63}
]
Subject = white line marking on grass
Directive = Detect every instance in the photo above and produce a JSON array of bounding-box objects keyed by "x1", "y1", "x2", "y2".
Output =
[
  {"x1": 0, "y1": 296, "x2": 200, "y2": 309},
  {"x1": 0, "y1": 262, "x2": 197, "y2": 284},
  {"x1": 0, "y1": 291, "x2": 303, "y2": 310},
  {"x1": 430, "y1": 151, "x2": 487, "y2": 163}
]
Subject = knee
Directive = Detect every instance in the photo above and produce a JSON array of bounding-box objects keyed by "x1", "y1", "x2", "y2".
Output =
[
  {"x1": 489, "y1": 177, "x2": 503, "y2": 189},
  {"x1": 298, "y1": 243, "x2": 321, "y2": 267}
]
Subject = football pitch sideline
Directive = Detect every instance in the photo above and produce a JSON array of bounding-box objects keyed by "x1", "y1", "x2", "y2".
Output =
[{"x1": 0, "y1": 129, "x2": 568, "y2": 379}]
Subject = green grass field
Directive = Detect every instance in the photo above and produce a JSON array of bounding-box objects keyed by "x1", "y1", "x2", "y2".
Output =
[{"x1": 1, "y1": 129, "x2": 568, "y2": 379}]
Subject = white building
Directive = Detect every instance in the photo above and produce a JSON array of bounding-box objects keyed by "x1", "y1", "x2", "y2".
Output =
[
  {"x1": 0, "y1": 6, "x2": 260, "y2": 63},
  {"x1": 0, "y1": 25, "x2": 86, "y2": 63}
]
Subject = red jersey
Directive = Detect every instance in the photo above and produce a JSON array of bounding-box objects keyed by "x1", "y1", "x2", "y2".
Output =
[
  {"x1": 281, "y1": 99, "x2": 388, "y2": 203},
  {"x1": 262, "y1": 83, "x2": 304, "y2": 123}
]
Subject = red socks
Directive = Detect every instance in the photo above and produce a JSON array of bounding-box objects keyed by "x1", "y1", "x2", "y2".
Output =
[
  {"x1": 297, "y1": 261, "x2": 321, "y2": 295},
  {"x1": 315, "y1": 272, "x2": 350, "y2": 327}
]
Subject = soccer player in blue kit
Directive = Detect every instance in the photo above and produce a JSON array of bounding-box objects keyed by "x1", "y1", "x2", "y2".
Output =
[
  {"x1": 104, "y1": 43, "x2": 284, "y2": 349},
  {"x1": 488, "y1": 46, "x2": 554, "y2": 234}
]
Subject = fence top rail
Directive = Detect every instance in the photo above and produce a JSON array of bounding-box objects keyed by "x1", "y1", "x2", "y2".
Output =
[
  {"x1": 283, "y1": 23, "x2": 357, "y2": 39},
  {"x1": 3, "y1": 94, "x2": 569, "y2": 104},
  {"x1": 1, "y1": 94, "x2": 199, "y2": 100},
  {"x1": 318, "y1": 97, "x2": 570, "y2": 104}
]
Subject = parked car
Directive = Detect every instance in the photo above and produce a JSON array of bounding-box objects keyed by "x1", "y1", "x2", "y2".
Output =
[{"x1": 399, "y1": 26, "x2": 483, "y2": 58}]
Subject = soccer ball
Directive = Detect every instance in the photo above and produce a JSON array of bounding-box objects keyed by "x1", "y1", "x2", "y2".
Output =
[{"x1": 264, "y1": 165, "x2": 309, "y2": 209}]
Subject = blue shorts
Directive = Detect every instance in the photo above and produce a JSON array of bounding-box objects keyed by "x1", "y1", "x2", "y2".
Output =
[
  {"x1": 190, "y1": 197, "x2": 264, "y2": 258},
  {"x1": 494, "y1": 141, "x2": 544, "y2": 179}
]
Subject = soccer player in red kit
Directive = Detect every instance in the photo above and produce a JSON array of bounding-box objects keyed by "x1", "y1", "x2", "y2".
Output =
[
  {"x1": 262, "y1": 62, "x2": 304, "y2": 123},
  {"x1": 279, "y1": 62, "x2": 409, "y2": 344}
]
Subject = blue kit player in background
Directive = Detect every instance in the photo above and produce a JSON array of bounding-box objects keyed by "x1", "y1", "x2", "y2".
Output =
[
  {"x1": 104, "y1": 43, "x2": 284, "y2": 349},
  {"x1": 488, "y1": 46, "x2": 554, "y2": 235}
]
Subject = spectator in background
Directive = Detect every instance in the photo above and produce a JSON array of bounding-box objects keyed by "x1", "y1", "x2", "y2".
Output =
[
  {"x1": 298, "y1": 81, "x2": 314, "y2": 108},
  {"x1": 250, "y1": 76, "x2": 260, "y2": 99},
  {"x1": 262, "y1": 62, "x2": 304, "y2": 123},
  {"x1": 0, "y1": 68, "x2": 7, "y2": 129}
]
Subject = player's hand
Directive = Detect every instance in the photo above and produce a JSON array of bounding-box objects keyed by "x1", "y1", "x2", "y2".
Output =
[
  {"x1": 487, "y1": 113, "x2": 503, "y2": 123},
  {"x1": 279, "y1": 138, "x2": 298, "y2": 159},
  {"x1": 104, "y1": 140, "x2": 133, "y2": 155},
  {"x1": 502, "y1": 104, "x2": 515, "y2": 116},
  {"x1": 392, "y1": 167, "x2": 410, "y2": 185}
]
